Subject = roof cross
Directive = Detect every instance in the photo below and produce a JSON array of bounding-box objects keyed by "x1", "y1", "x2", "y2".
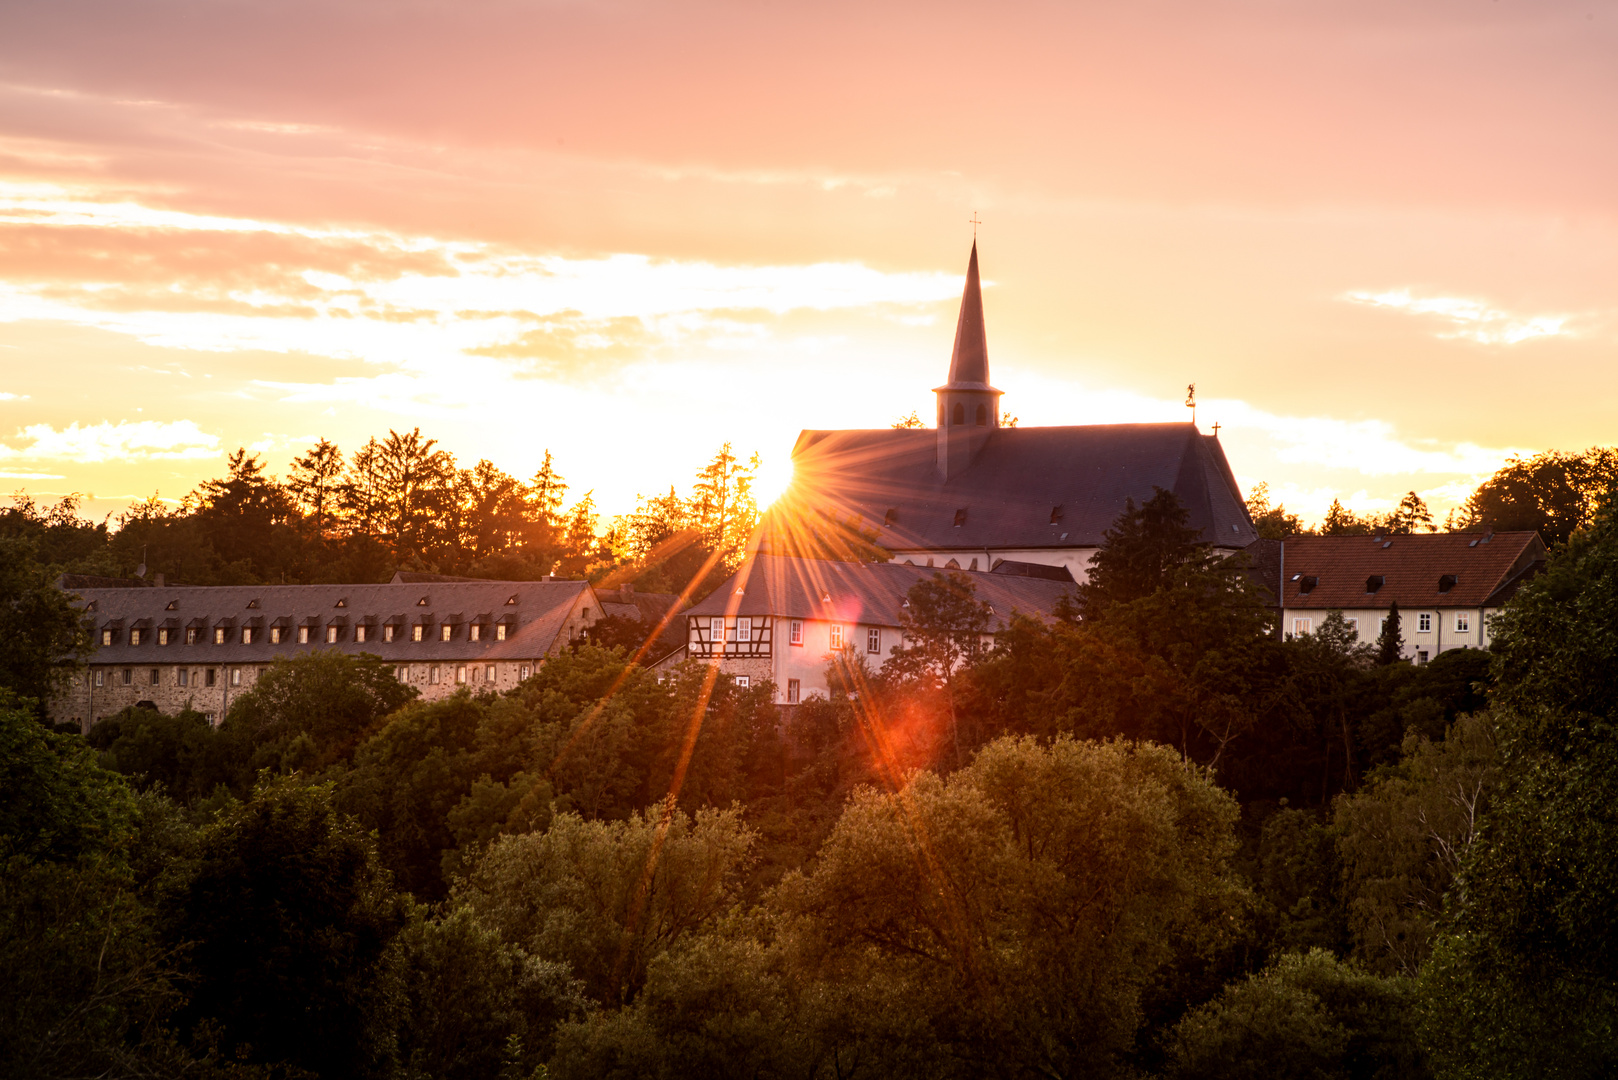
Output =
[{"x1": 969, "y1": 211, "x2": 981, "y2": 239}]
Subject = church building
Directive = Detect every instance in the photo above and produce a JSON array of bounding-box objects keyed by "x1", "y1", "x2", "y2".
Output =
[{"x1": 767, "y1": 242, "x2": 1257, "y2": 580}]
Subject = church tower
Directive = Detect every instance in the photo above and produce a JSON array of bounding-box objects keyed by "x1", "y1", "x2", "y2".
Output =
[{"x1": 935, "y1": 241, "x2": 1003, "y2": 479}]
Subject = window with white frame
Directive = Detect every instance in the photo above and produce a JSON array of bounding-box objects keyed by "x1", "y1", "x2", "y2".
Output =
[
  {"x1": 1292, "y1": 617, "x2": 1312, "y2": 636},
  {"x1": 327, "y1": 626, "x2": 339, "y2": 643},
  {"x1": 710, "y1": 617, "x2": 724, "y2": 646},
  {"x1": 829, "y1": 624, "x2": 844, "y2": 650},
  {"x1": 441, "y1": 625, "x2": 452, "y2": 642},
  {"x1": 242, "y1": 628, "x2": 251, "y2": 645},
  {"x1": 101, "y1": 629, "x2": 112, "y2": 646},
  {"x1": 1417, "y1": 650, "x2": 1429, "y2": 664},
  {"x1": 178, "y1": 669, "x2": 188, "y2": 687},
  {"x1": 412, "y1": 625, "x2": 423, "y2": 642},
  {"x1": 94, "y1": 669, "x2": 104, "y2": 687},
  {"x1": 456, "y1": 665, "x2": 467, "y2": 684},
  {"x1": 790, "y1": 620, "x2": 803, "y2": 645},
  {"x1": 1454, "y1": 612, "x2": 1471, "y2": 633},
  {"x1": 130, "y1": 629, "x2": 142, "y2": 646},
  {"x1": 867, "y1": 627, "x2": 881, "y2": 654},
  {"x1": 383, "y1": 624, "x2": 394, "y2": 642},
  {"x1": 736, "y1": 619, "x2": 751, "y2": 642},
  {"x1": 519, "y1": 665, "x2": 530, "y2": 680},
  {"x1": 496, "y1": 624, "x2": 506, "y2": 641},
  {"x1": 356, "y1": 625, "x2": 367, "y2": 643},
  {"x1": 485, "y1": 665, "x2": 495, "y2": 682},
  {"x1": 429, "y1": 665, "x2": 440, "y2": 684},
  {"x1": 230, "y1": 668, "x2": 241, "y2": 686},
  {"x1": 270, "y1": 626, "x2": 281, "y2": 644},
  {"x1": 1418, "y1": 613, "x2": 1432, "y2": 633},
  {"x1": 470, "y1": 624, "x2": 480, "y2": 642},
  {"x1": 735, "y1": 675, "x2": 750, "y2": 689},
  {"x1": 787, "y1": 678, "x2": 800, "y2": 704},
  {"x1": 298, "y1": 626, "x2": 309, "y2": 644}
]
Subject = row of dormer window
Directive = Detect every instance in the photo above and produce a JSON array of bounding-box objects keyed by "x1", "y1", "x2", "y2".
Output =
[{"x1": 101, "y1": 621, "x2": 513, "y2": 647}]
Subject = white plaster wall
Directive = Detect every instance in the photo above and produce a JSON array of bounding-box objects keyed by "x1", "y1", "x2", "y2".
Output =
[{"x1": 1282, "y1": 605, "x2": 1494, "y2": 662}]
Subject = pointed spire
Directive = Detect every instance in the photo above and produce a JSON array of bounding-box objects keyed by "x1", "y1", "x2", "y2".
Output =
[{"x1": 945, "y1": 241, "x2": 991, "y2": 388}]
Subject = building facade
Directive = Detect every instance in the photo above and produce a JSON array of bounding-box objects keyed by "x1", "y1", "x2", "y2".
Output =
[
  {"x1": 1270, "y1": 531, "x2": 1546, "y2": 663},
  {"x1": 664, "y1": 554, "x2": 1078, "y2": 704},
  {"x1": 762, "y1": 241, "x2": 1256, "y2": 581},
  {"x1": 52, "y1": 578, "x2": 601, "y2": 730}
]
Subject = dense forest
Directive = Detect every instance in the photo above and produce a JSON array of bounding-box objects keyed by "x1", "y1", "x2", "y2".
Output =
[{"x1": 3, "y1": 446, "x2": 1618, "y2": 1078}]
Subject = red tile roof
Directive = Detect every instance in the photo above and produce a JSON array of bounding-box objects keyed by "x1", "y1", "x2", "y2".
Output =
[{"x1": 1278, "y1": 531, "x2": 1545, "y2": 610}]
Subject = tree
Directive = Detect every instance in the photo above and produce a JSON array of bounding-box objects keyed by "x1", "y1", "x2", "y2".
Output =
[
  {"x1": 1336, "y1": 713, "x2": 1499, "y2": 977},
  {"x1": 882, "y1": 571, "x2": 992, "y2": 766},
  {"x1": 193, "y1": 448, "x2": 298, "y2": 578},
  {"x1": 1166, "y1": 950, "x2": 1427, "y2": 1080},
  {"x1": 1451, "y1": 447, "x2": 1618, "y2": 545},
  {"x1": 688, "y1": 442, "x2": 761, "y2": 571},
  {"x1": 0, "y1": 538, "x2": 94, "y2": 709},
  {"x1": 1417, "y1": 498, "x2": 1618, "y2": 1079},
  {"x1": 1322, "y1": 499, "x2": 1375, "y2": 537},
  {"x1": 173, "y1": 776, "x2": 408, "y2": 1077},
  {"x1": 286, "y1": 437, "x2": 346, "y2": 540},
  {"x1": 1247, "y1": 481, "x2": 1305, "y2": 540},
  {"x1": 892, "y1": 410, "x2": 924, "y2": 428},
  {"x1": 1376, "y1": 601, "x2": 1405, "y2": 666},
  {"x1": 373, "y1": 427, "x2": 459, "y2": 565},
  {"x1": 456, "y1": 805, "x2": 756, "y2": 1006},
  {"x1": 1383, "y1": 491, "x2": 1435, "y2": 534}
]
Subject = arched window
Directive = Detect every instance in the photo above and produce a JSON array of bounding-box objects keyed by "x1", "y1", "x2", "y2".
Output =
[
  {"x1": 975, "y1": 404, "x2": 988, "y2": 426},
  {"x1": 952, "y1": 403, "x2": 965, "y2": 425}
]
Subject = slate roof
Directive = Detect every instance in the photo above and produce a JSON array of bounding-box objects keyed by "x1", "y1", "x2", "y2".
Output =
[
  {"x1": 65, "y1": 580, "x2": 596, "y2": 665},
  {"x1": 685, "y1": 554, "x2": 1077, "y2": 630},
  {"x1": 768, "y1": 423, "x2": 1256, "y2": 554},
  {"x1": 940, "y1": 241, "x2": 994, "y2": 391},
  {"x1": 1277, "y1": 531, "x2": 1546, "y2": 611}
]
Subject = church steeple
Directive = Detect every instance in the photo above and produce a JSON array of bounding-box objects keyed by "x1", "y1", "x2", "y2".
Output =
[{"x1": 935, "y1": 241, "x2": 1003, "y2": 479}]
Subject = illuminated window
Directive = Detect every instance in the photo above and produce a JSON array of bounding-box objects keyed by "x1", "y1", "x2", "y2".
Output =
[
  {"x1": 298, "y1": 626, "x2": 309, "y2": 644},
  {"x1": 383, "y1": 624, "x2": 394, "y2": 642},
  {"x1": 441, "y1": 624, "x2": 453, "y2": 642},
  {"x1": 327, "y1": 626, "x2": 339, "y2": 644},
  {"x1": 270, "y1": 626, "x2": 281, "y2": 644},
  {"x1": 187, "y1": 628, "x2": 200, "y2": 645},
  {"x1": 230, "y1": 668, "x2": 241, "y2": 686},
  {"x1": 241, "y1": 628, "x2": 251, "y2": 645},
  {"x1": 101, "y1": 629, "x2": 112, "y2": 646},
  {"x1": 214, "y1": 628, "x2": 225, "y2": 645},
  {"x1": 130, "y1": 629, "x2": 142, "y2": 646},
  {"x1": 867, "y1": 627, "x2": 881, "y2": 654},
  {"x1": 787, "y1": 678, "x2": 800, "y2": 704},
  {"x1": 413, "y1": 625, "x2": 424, "y2": 642},
  {"x1": 790, "y1": 620, "x2": 802, "y2": 645},
  {"x1": 1455, "y1": 612, "x2": 1471, "y2": 633},
  {"x1": 356, "y1": 625, "x2": 367, "y2": 643},
  {"x1": 829, "y1": 624, "x2": 844, "y2": 650},
  {"x1": 496, "y1": 624, "x2": 507, "y2": 641},
  {"x1": 470, "y1": 624, "x2": 481, "y2": 642}
]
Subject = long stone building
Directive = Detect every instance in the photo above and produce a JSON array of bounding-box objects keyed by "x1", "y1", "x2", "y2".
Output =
[{"x1": 52, "y1": 577, "x2": 601, "y2": 730}]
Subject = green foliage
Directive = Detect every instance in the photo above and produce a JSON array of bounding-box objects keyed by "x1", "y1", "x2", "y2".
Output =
[
  {"x1": 88, "y1": 704, "x2": 224, "y2": 804},
  {"x1": 1166, "y1": 950, "x2": 1427, "y2": 1080},
  {"x1": 1246, "y1": 481, "x2": 1304, "y2": 540},
  {"x1": 172, "y1": 776, "x2": 409, "y2": 1077},
  {"x1": 392, "y1": 905, "x2": 584, "y2": 1080},
  {"x1": 1416, "y1": 501, "x2": 1618, "y2": 1078},
  {"x1": 1450, "y1": 446, "x2": 1618, "y2": 545},
  {"x1": 1, "y1": 689, "x2": 136, "y2": 861},
  {"x1": 0, "y1": 537, "x2": 95, "y2": 707},
  {"x1": 1336, "y1": 713, "x2": 1498, "y2": 976},
  {"x1": 457, "y1": 804, "x2": 756, "y2": 1006},
  {"x1": 1256, "y1": 808, "x2": 1346, "y2": 956},
  {"x1": 1375, "y1": 601, "x2": 1404, "y2": 666}
]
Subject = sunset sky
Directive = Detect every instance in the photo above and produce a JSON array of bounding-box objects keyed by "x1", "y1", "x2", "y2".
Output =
[{"x1": 1, "y1": 0, "x2": 1614, "y2": 528}]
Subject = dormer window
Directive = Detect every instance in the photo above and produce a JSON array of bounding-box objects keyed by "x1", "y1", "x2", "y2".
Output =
[
  {"x1": 417, "y1": 596, "x2": 429, "y2": 606},
  {"x1": 1050, "y1": 505, "x2": 1064, "y2": 524},
  {"x1": 247, "y1": 599, "x2": 260, "y2": 609},
  {"x1": 335, "y1": 598, "x2": 347, "y2": 608},
  {"x1": 505, "y1": 594, "x2": 518, "y2": 605},
  {"x1": 1365, "y1": 575, "x2": 1385, "y2": 593},
  {"x1": 101, "y1": 629, "x2": 113, "y2": 646},
  {"x1": 884, "y1": 508, "x2": 898, "y2": 527},
  {"x1": 954, "y1": 508, "x2": 967, "y2": 527},
  {"x1": 1438, "y1": 574, "x2": 1458, "y2": 593},
  {"x1": 165, "y1": 600, "x2": 177, "y2": 611},
  {"x1": 1298, "y1": 575, "x2": 1318, "y2": 594},
  {"x1": 130, "y1": 629, "x2": 142, "y2": 646}
]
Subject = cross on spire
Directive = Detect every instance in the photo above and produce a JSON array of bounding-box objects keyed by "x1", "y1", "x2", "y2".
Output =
[{"x1": 969, "y1": 212, "x2": 981, "y2": 239}]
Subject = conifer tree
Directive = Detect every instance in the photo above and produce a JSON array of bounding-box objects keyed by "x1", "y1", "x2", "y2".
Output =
[{"x1": 1376, "y1": 601, "x2": 1405, "y2": 665}]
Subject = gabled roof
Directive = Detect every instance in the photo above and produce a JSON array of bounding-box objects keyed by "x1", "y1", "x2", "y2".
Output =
[
  {"x1": 1278, "y1": 531, "x2": 1545, "y2": 610},
  {"x1": 768, "y1": 423, "x2": 1255, "y2": 553},
  {"x1": 61, "y1": 580, "x2": 595, "y2": 663},
  {"x1": 685, "y1": 554, "x2": 1076, "y2": 630}
]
